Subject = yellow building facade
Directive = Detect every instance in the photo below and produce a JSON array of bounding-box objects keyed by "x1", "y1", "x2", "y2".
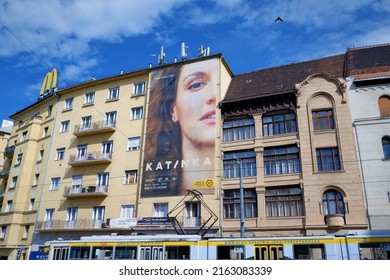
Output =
[{"x1": 0, "y1": 54, "x2": 233, "y2": 259}]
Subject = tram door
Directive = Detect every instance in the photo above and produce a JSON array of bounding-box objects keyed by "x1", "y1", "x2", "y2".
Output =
[
  {"x1": 140, "y1": 246, "x2": 164, "y2": 260},
  {"x1": 255, "y1": 245, "x2": 283, "y2": 260}
]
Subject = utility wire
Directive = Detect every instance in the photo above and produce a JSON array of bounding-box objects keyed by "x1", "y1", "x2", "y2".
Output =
[{"x1": 0, "y1": 21, "x2": 52, "y2": 69}]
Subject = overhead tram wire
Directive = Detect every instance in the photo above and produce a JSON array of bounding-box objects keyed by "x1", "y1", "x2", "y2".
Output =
[{"x1": 0, "y1": 21, "x2": 53, "y2": 70}]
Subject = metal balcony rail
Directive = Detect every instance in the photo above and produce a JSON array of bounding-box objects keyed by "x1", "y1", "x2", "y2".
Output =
[
  {"x1": 0, "y1": 168, "x2": 10, "y2": 177},
  {"x1": 36, "y1": 218, "x2": 106, "y2": 231},
  {"x1": 4, "y1": 146, "x2": 15, "y2": 157},
  {"x1": 69, "y1": 152, "x2": 112, "y2": 164},
  {"x1": 74, "y1": 120, "x2": 116, "y2": 134},
  {"x1": 63, "y1": 185, "x2": 108, "y2": 196}
]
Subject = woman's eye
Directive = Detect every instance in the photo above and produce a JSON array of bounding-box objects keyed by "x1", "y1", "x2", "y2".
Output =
[{"x1": 188, "y1": 82, "x2": 205, "y2": 90}]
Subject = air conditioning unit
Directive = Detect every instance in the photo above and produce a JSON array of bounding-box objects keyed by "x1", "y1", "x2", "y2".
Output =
[{"x1": 87, "y1": 153, "x2": 96, "y2": 160}]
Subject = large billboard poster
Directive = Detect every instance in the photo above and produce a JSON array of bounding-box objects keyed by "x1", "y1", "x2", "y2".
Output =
[{"x1": 142, "y1": 59, "x2": 217, "y2": 197}]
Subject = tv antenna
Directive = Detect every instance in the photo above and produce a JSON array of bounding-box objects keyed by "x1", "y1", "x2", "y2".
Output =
[
  {"x1": 199, "y1": 44, "x2": 210, "y2": 57},
  {"x1": 181, "y1": 42, "x2": 188, "y2": 60}
]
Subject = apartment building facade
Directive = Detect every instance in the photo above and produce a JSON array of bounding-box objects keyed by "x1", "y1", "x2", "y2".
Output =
[
  {"x1": 0, "y1": 53, "x2": 233, "y2": 259},
  {"x1": 347, "y1": 44, "x2": 390, "y2": 229}
]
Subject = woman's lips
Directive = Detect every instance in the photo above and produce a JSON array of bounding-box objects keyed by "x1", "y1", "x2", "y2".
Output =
[{"x1": 200, "y1": 111, "x2": 216, "y2": 124}]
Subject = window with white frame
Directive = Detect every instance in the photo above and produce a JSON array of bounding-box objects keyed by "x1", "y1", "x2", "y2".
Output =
[
  {"x1": 133, "y1": 81, "x2": 146, "y2": 95},
  {"x1": 105, "y1": 111, "x2": 117, "y2": 125},
  {"x1": 84, "y1": 92, "x2": 95, "y2": 105},
  {"x1": 0, "y1": 226, "x2": 6, "y2": 238},
  {"x1": 29, "y1": 199, "x2": 35, "y2": 211},
  {"x1": 97, "y1": 172, "x2": 109, "y2": 187},
  {"x1": 66, "y1": 207, "x2": 78, "y2": 228},
  {"x1": 16, "y1": 153, "x2": 22, "y2": 165},
  {"x1": 11, "y1": 177, "x2": 17, "y2": 188},
  {"x1": 38, "y1": 149, "x2": 44, "y2": 161},
  {"x1": 6, "y1": 200, "x2": 12, "y2": 212},
  {"x1": 56, "y1": 148, "x2": 65, "y2": 160},
  {"x1": 124, "y1": 170, "x2": 137, "y2": 184},
  {"x1": 92, "y1": 206, "x2": 105, "y2": 223},
  {"x1": 81, "y1": 116, "x2": 92, "y2": 130},
  {"x1": 121, "y1": 205, "x2": 135, "y2": 218},
  {"x1": 23, "y1": 225, "x2": 30, "y2": 239},
  {"x1": 44, "y1": 208, "x2": 55, "y2": 228},
  {"x1": 107, "y1": 87, "x2": 120, "y2": 100},
  {"x1": 64, "y1": 98, "x2": 74, "y2": 110},
  {"x1": 72, "y1": 175, "x2": 83, "y2": 188},
  {"x1": 127, "y1": 137, "x2": 141, "y2": 151},
  {"x1": 21, "y1": 131, "x2": 27, "y2": 142},
  {"x1": 43, "y1": 127, "x2": 49, "y2": 137},
  {"x1": 131, "y1": 107, "x2": 143, "y2": 120},
  {"x1": 154, "y1": 203, "x2": 168, "y2": 217},
  {"x1": 50, "y1": 177, "x2": 60, "y2": 190},
  {"x1": 60, "y1": 120, "x2": 70, "y2": 132}
]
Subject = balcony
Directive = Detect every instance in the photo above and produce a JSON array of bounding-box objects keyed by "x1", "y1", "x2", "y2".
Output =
[
  {"x1": 36, "y1": 218, "x2": 107, "y2": 231},
  {"x1": 4, "y1": 146, "x2": 15, "y2": 157},
  {"x1": 68, "y1": 152, "x2": 112, "y2": 166},
  {"x1": 0, "y1": 168, "x2": 10, "y2": 178},
  {"x1": 73, "y1": 121, "x2": 116, "y2": 137},
  {"x1": 63, "y1": 185, "x2": 108, "y2": 198}
]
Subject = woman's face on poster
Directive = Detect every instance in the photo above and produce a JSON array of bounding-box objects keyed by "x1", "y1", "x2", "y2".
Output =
[{"x1": 171, "y1": 59, "x2": 217, "y2": 147}]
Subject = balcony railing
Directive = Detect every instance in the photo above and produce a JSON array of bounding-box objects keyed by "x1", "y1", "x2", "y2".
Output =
[
  {"x1": 68, "y1": 152, "x2": 112, "y2": 166},
  {"x1": 36, "y1": 218, "x2": 106, "y2": 231},
  {"x1": 73, "y1": 121, "x2": 116, "y2": 136},
  {"x1": 63, "y1": 185, "x2": 108, "y2": 198},
  {"x1": 0, "y1": 168, "x2": 10, "y2": 177},
  {"x1": 4, "y1": 146, "x2": 15, "y2": 157}
]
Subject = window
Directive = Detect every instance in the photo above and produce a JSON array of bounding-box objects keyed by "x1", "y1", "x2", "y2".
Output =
[
  {"x1": 23, "y1": 225, "x2": 30, "y2": 239},
  {"x1": 60, "y1": 120, "x2": 70, "y2": 132},
  {"x1": 81, "y1": 116, "x2": 92, "y2": 130},
  {"x1": 223, "y1": 150, "x2": 257, "y2": 178},
  {"x1": 84, "y1": 92, "x2": 95, "y2": 105},
  {"x1": 382, "y1": 136, "x2": 390, "y2": 159},
  {"x1": 105, "y1": 111, "x2": 117, "y2": 125},
  {"x1": 316, "y1": 148, "x2": 341, "y2": 171},
  {"x1": 378, "y1": 96, "x2": 390, "y2": 117},
  {"x1": 47, "y1": 105, "x2": 53, "y2": 117},
  {"x1": 133, "y1": 81, "x2": 146, "y2": 95},
  {"x1": 101, "y1": 141, "x2": 113, "y2": 156},
  {"x1": 124, "y1": 170, "x2": 137, "y2": 184},
  {"x1": 264, "y1": 145, "x2": 300, "y2": 175},
  {"x1": 107, "y1": 87, "x2": 119, "y2": 100},
  {"x1": 0, "y1": 226, "x2": 6, "y2": 238},
  {"x1": 131, "y1": 107, "x2": 143, "y2": 120},
  {"x1": 294, "y1": 244, "x2": 325, "y2": 260},
  {"x1": 38, "y1": 149, "x2": 44, "y2": 161},
  {"x1": 92, "y1": 206, "x2": 105, "y2": 225},
  {"x1": 21, "y1": 131, "x2": 27, "y2": 142},
  {"x1": 262, "y1": 112, "x2": 297, "y2": 137},
  {"x1": 322, "y1": 190, "x2": 345, "y2": 215},
  {"x1": 16, "y1": 153, "x2": 22, "y2": 165},
  {"x1": 127, "y1": 137, "x2": 141, "y2": 151},
  {"x1": 6, "y1": 200, "x2": 12, "y2": 212},
  {"x1": 121, "y1": 205, "x2": 135, "y2": 219},
  {"x1": 50, "y1": 177, "x2": 60, "y2": 190},
  {"x1": 154, "y1": 203, "x2": 168, "y2": 217},
  {"x1": 223, "y1": 118, "x2": 255, "y2": 142},
  {"x1": 97, "y1": 172, "x2": 110, "y2": 187},
  {"x1": 43, "y1": 126, "x2": 49, "y2": 137},
  {"x1": 223, "y1": 189, "x2": 257, "y2": 219},
  {"x1": 72, "y1": 175, "x2": 83, "y2": 188},
  {"x1": 56, "y1": 148, "x2": 65, "y2": 160},
  {"x1": 34, "y1": 174, "x2": 39, "y2": 186},
  {"x1": 312, "y1": 110, "x2": 334, "y2": 130},
  {"x1": 66, "y1": 207, "x2": 78, "y2": 229},
  {"x1": 11, "y1": 177, "x2": 17, "y2": 188},
  {"x1": 29, "y1": 199, "x2": 35, "y2": 211},
  {"x1": 265, "y1": 186, "x2": 303, "y2": 217},
  {"x1": 44, "y1": 209, "x2": 54, "y2": 229},
  {"x1": 64, "y1": 98, "x2": 74, "y2": 110}
]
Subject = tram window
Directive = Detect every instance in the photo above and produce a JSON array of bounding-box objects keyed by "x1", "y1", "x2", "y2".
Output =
[
  {"x1": 115, "y1": 246, "x2": 137, "y2": 260},
  {"x1": 91, "y1": 247, "x2": 113, "y2": 260},
  {"x1": 217, "y1": 246, "x2": 244, "y2": 260},
  {"x1": 69, "y1": 246, "x2": 91, "y2": 260},
  {"x1": 165, "y1": 246, "x2": 190, "y2": 260},
  {"x1": 359, "y1": 243, "x2": 390, "y2": 260},
  {"x1": 53, "y1": 247, "x2": 69, "y2": 260},
  {"x1": 293, "y1": 244, "x2": 325, "y2": 260}
]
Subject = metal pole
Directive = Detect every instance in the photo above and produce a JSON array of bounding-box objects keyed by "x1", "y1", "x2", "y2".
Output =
[{"x1": 237, "y1": 159, "x2": 245, "y2": 238}]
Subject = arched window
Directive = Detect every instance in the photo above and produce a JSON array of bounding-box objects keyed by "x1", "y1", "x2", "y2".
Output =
[
  {"x1": 378, "y1": 96, "x2": 390, "y2": 117},
  {"x1": 322, "y1": 190, "x2": 344, "y2": 215},
  {"x1": 382, "y1": 136, "x2": 390, "y2": 159}
]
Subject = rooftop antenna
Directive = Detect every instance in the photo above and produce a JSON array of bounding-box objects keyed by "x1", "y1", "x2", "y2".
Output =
[
  {"x1": 181, "y1": 42, "x2": 188, "y2": 60},
  {"x1": 158, "y1": 45, "x2": 166, "y2": 65},
  {"x1": 199, "y1": 44, "x2": 210, "y2": 57}
]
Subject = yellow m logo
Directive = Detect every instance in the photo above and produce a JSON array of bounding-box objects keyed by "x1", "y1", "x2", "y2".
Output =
[{"x1": 40, "y1": 68, "x2": 58, "y2": 96}]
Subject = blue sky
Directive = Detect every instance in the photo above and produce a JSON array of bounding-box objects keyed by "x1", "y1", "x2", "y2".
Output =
[{"x1": 1, "y1": 0, "x2": 390, "y2": 123}]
